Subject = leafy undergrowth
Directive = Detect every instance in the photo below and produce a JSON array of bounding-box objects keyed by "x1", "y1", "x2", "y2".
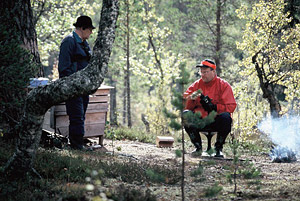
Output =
[{"x1": 1, "y1": 137, "x2": 300, "y2": 201}]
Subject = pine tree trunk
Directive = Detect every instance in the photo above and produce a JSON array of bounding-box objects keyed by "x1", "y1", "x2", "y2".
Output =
[
  {"x1": 3, "y1": 0, "x2": 119, "y2": 178},
  {"x1": 108, "y1": 74, "x2": 118, "y2": 126},
  {"x1": 123, "y1": 73, "x2": 127, "y2": 125},
  {"x1": 126, "y1": 0, "x2": 132, "y2": 128},
  {"x1": 215, "y1": 0, "x2": 222, "y2": 76},
  {"x1": 0, "y1": 0, "x2": 43, "y2": 77}
]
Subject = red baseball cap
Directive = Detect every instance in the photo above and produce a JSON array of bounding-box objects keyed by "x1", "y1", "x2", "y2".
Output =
[{"x1": 196, "y1": 59, "x2": 216, "y2": 70}]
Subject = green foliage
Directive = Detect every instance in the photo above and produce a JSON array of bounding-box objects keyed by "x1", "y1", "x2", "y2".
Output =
[
  {"x1": 85, "y1": 169, "x2": 157, "y2": 201},
  {"x1": 203, "y1": 160, "x2": 217, "y2": 166},
  {"x1": 157, "y1": 0, "x2": 246, "y2": 75},
  {"x1": 0, "y1": 140, "x2": 92, "y2": 200},
  {"x1": 169, "y1": 119, "x2": 182, "y2": 130},
  {"x1": 190, "y1": 164, "x2": 204, "y2": 177},
  {"x1": 227, "y1": 139, "x2": 240, "y2": 193},
  {"x1": 35, "y1": 149, "x2": 90, "y2": 182},
  {"x1": 105, "y1": 126, "x2": 155, "y2": 143},
  {"x1": 161, "y1": 61, "x2": 187, "y2": 131},
  {"x1": 236, "y1": 0, "x2": 300, "y2": 116},
  {"x1": 163, "y1": 108, "x2": 178, "y2": 119},
  {"x1": 240, "y1": 159, "x2": 261, "y2": 179},
  {"x1": 283, "y1": 71, "x2": 300, "y2": 113},
  {"x1": 145, "y1": 169, "x2": 165, "y2": 183},
  {"x1": 175, "y1": 149, "x2": 182, "y2": 157},
  {"x1": 0, "y1": 140, "x2": 14, "y2": 166},
  {"x1": 240, "y1": 139, "x2": 271, "y2": 155},
  {"x1": 108, "y1": 0, "x2": 193, "y2": 134},
  {"x1": 232, "y1": 79, "x2": 269, "y2": 141},
  {"x1": 0, "y1": 138, "x2": 176, "y2": 200},
  {"x1": 231, "y1": 139, "x2": 240, "y2": 164},
  {"x1": 183, "y1": 110, "x2": 217, "y2": 129},
  {"x1": 0, "y1": 174, "x2": 86, "y2": 201},
  {"x1": 204, "y1": 182, "x2": 223, "y2": 197},
  {"x1": 0, "y1": 21, "x2": 38, "y2": 136},
  {"x1": 32, "y1": 0, "x2": 102, "y2": 65},
  {"x1": 110, "y1": 184, "x2": 157, "y2": 201},
  {"x1": 226, "y1": 139, "x2": 262, "y2": 194},
  {"x1": 100, "y1": 160, "x2": 181, "y2": 184}
]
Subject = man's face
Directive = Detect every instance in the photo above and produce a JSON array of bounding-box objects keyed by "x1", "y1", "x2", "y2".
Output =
[
  {"x1": 200, "y1": 67, "x2": 216, "y2": 83},
  {"x1": 80, "y1": 27, "x2": 93, "y2": 40}
]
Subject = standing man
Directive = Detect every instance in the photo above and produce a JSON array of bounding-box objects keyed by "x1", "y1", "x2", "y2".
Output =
[
  {"x1": 58, "y1": 16, "x2": 95, "y2": 150},
  {"x1": 183, "y1": 59, "x2": 237, "y2": 157}
]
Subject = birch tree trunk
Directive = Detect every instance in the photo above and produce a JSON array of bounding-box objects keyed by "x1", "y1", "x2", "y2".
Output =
[
  {"x1": 252, "y1": 53, "x2": 282, "y2": 118},
  {"x1": 3, "y1": 0, "x2": 119, "y2": 178}
]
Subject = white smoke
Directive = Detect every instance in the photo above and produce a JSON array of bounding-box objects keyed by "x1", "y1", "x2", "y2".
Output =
[{"x1": 258, "y1": 115, "x2": 300, "y2": 161}]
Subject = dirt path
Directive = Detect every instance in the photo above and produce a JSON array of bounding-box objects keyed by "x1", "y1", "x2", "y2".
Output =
[{"x1": 96, "y1": 139, "x2": 300, "y2": 200}]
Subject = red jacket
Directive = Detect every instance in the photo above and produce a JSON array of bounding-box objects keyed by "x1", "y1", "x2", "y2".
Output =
[{"x1": 184, "y1": 76, "x2": 237, "y2": 118}]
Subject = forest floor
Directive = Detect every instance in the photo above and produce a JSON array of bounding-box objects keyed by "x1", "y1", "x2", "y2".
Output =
[
  {"x1": 1, "y1": 135, "x2": 300, "y2": 201},
  {"x1": 93, "y1": 137, "x2": 300, "y2": 201}
]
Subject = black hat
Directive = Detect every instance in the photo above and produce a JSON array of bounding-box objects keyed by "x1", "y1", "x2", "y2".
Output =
[{"x1": 73, "y1": 16, "x2": 95, "y2": 29}]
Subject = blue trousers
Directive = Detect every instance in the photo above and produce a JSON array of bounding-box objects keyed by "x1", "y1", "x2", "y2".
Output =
[
  {"x1": 184, "y1": 112, "x2": 232, "y2": 151},
  {"x1": 66, "y1": 95, "x2": 89, "y2": 149}
]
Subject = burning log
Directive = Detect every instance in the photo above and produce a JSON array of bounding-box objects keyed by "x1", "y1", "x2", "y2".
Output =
[{"x1": 270, "y1": 146, "x2": 297, "y2": 163}]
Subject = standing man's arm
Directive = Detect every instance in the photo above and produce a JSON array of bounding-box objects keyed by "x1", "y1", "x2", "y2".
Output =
[{"x1": 58, "y1": 38, "x2": 75, "y2": 78}]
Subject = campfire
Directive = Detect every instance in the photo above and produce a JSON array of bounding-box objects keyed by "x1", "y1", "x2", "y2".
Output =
[
  {"x1": 270, "y1": 146, "x2": 297, "y2": 163},
  {"x1": 258, "y1": 115, "x2": 300, "y2": 163}
]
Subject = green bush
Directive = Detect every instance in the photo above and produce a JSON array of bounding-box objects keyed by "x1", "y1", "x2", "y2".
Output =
[
  {"x1": 0, "y1": 21, "x2": 39, "y2": 138},
  {"x1": 190, "y1": 165, "x2": 204, "y2": 177},
  {"x1": 240, "y1": 160, "x2": 261, "y2": 179},
  {"x1": 205, "y1": 182, "x2": 223, "y2": 197},
  {"x1": 145, "y1": 169, "x2": 165, "y2": 183},
  {"x1": 175, "y1": 149, "x2": 182, "y2": 157}
]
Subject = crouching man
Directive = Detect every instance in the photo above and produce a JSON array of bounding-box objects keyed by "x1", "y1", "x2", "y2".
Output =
[{"x1": 183, "y1": 59, "x2": 237, "y2": 158}]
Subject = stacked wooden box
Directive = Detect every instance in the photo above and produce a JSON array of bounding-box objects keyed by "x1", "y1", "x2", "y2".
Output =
[
  {"x1": 156, "y1": 136, "x2": 174, "y2": 148},
  {"x1": 51, "y1": 85, "x2": 113, "y2": 145}
]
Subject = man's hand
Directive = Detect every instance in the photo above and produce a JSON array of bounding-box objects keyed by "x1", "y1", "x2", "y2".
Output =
[
  {"x1": 185, "y1": 90, "x2": 202, "y2": 100},
  {"x1": 200, "y1": 94, "x2": 217, "y2": 113}
]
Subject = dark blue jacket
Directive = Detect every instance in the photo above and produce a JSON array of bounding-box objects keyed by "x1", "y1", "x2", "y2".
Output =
[{"x1": 58, "y1": 31, "x2": 91, "y2": 78}]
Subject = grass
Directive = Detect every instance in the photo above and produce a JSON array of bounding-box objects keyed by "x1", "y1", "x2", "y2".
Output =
[
  {"x1": 0, "y1": 137, "x2": 179, "y2": 200},
  {"x1": 105, "y1": 126, "x2": 156, "y2": 143}
]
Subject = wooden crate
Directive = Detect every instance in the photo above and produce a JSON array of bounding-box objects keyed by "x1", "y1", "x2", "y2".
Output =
[
  {"x1": 50, "y1": 85, "x2": 113, "y2": 145},
  {"x1": 156, "y1": 136, "x2": 174, "y2": 148}
]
